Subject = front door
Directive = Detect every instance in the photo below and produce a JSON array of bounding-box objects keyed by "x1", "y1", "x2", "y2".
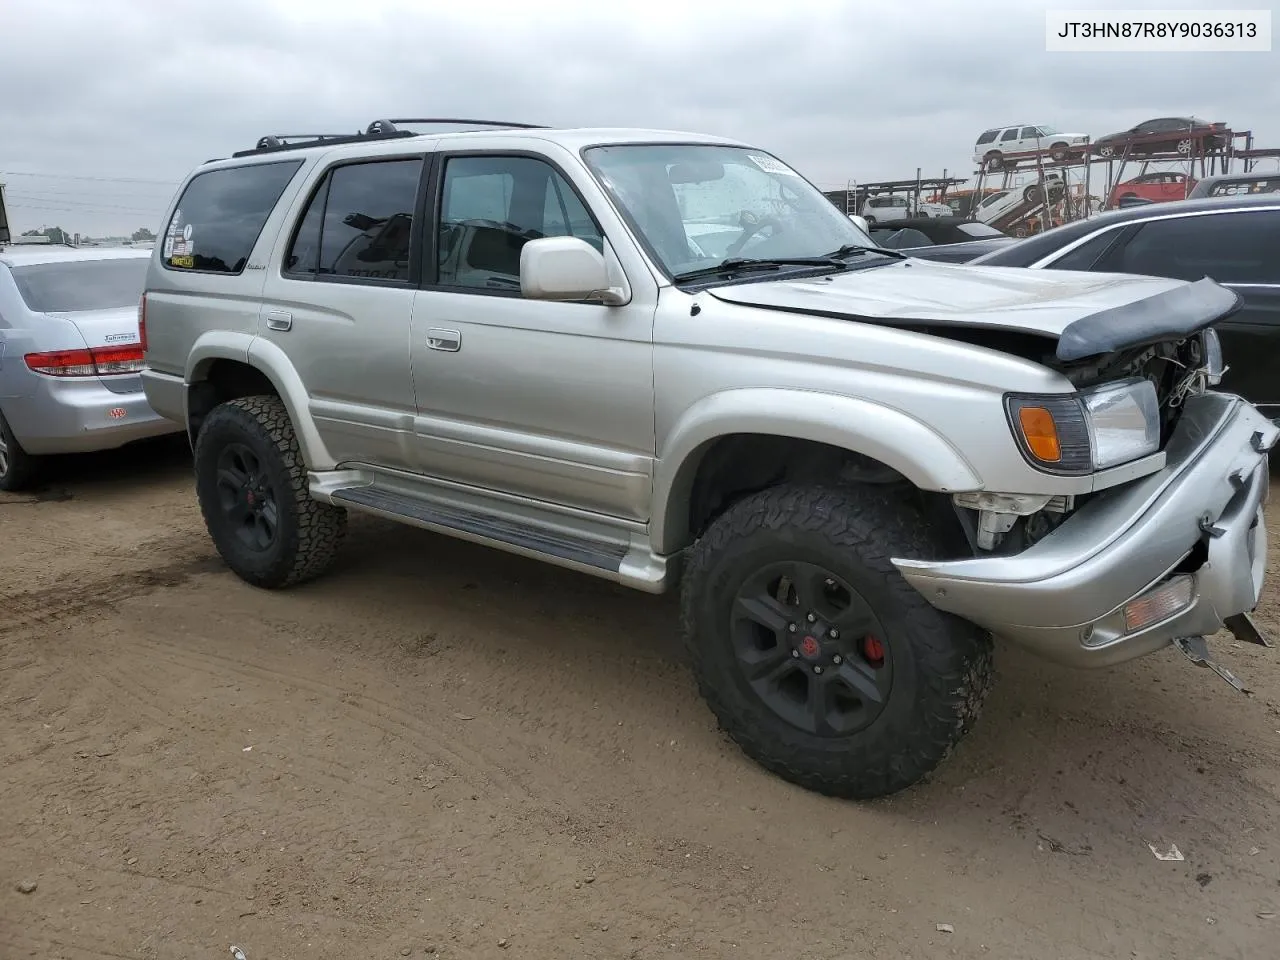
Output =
[
  {"x1": 259, "y1": 154, "x2": 429, "y2": 471},
  {"x1": 409, "y1": 151, "x2": 656, "y2": 521}
]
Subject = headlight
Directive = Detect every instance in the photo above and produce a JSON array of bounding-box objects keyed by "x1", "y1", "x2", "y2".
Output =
[{"x1": 1005, "y1": 378, "x2": 1160, "y2": 474}]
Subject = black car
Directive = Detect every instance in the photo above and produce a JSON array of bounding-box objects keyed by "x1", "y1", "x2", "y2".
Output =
[
  {"x1": 1092, "y1": 116, "x2": 1230, "y2": 159},
  {"x1": 970, "y1": 193, "x2": 1280, "y2": 415},
  {"x1": 868, "y1": 217, "x2": 1015, "y2": 264}
]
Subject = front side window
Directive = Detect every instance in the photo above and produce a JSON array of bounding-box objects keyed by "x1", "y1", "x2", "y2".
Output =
[
  {"x1": 1096, "y1": 211, "x2": 1280, "y2": 284},
  {"x1": 10, "y1": 257, "x2": 148, "y2": 312},
  {"x1": 1020, "y1": 127, "x2": 1038, "y2": 140},
  {"x1": 162, "y1": 160, "x2": 302, "y2": 274},
  {"x1": 286, "y1": 158, "x2": 423, "y2": 283},
  {"x1": 436, "y1": 155, "x2": 604, "y2": 292},
  {"x1": 581, "y1": 143, "x2": 878, "y2": 280}
]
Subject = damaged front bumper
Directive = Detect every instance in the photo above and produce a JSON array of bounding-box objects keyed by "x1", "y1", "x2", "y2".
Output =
[{"x1": 894, "y1": 393, "x2": 1277, "y2": 668}]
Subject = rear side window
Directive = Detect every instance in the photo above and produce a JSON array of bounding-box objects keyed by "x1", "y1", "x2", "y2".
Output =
[
  {"x1": 162, "y1": 160, "x2": 302, "y2": 274},
  {"x1": 1046, "y1": 228, "x2": 1126, "y2": 271},
  {"x1": 976, "y1": 129, "x2": 999, "y2": 145},
  {"x1": 285, "y1": 158, "x2": 423, "y2": 283},
  {"x1": 1096, "y1": 211, "x2": 1280, "y2": 284}
]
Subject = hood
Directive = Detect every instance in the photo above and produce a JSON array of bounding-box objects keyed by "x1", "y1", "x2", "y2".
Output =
[{"x1": 705, "y1": 259, "x2": 1242, "y2": 363}]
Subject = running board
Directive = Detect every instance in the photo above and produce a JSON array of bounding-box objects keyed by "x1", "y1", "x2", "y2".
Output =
[{"x1": 328, "y1": 483, "x2": 669, "y2": 592}]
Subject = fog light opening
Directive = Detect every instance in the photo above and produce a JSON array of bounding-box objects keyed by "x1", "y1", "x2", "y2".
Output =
[{"x1": 1123, "y1": 576, "x2": 1195, "y2": 634}]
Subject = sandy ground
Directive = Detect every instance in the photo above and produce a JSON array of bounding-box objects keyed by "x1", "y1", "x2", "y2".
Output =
[{"x1": 3, "y1": 438, "x2": 1280, "y2": 960}]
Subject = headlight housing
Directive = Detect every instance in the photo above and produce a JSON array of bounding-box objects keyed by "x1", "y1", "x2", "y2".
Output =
[{"x1": 1005, "y1": 377, "x2": 1161, "y2": 475}]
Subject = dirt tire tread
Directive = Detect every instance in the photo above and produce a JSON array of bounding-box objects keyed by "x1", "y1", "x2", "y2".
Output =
[
  {"x1": 195, "y1": 395, "x2": 346, "y2": 589},
  {"x1": 680, "y1": 483, "x2": 993, "y2": 799}
]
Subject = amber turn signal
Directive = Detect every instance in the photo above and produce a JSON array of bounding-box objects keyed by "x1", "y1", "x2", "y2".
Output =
[{"x1": 1017, "y1": 406, "x2": 1062, "y2": 463}]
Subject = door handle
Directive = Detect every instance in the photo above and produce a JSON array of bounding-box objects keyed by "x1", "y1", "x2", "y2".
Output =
[
  {"x1": 265, "y1": 310, "x2": 292, "y2": 332},
  {"x1": 427, "y1": 328, "x2": 461, "y2": 352}
]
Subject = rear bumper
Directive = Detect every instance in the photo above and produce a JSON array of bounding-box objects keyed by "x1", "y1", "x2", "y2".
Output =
[
  {"x1": 4, "y1": 375, "x2": 182, "y2": 455},
  {"x1": 894, "y1": 393, "x2": 1276, "y2": 667},
  {"x1": 139, "y1": 368, "x2": 187, "y2": 427}
]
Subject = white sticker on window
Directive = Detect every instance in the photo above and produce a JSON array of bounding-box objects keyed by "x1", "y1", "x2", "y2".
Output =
[
  {"x1": 163, "y1": 236, "x2": 174, "y2": 258},
  {"x1": 182, "y1": 224, "x2": 193, "y2": 241},
  {"x1": 748, "y1": 154, "x2": 798, "y2": 176}
]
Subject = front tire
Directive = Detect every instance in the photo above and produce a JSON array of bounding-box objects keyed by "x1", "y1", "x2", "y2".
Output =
[
  {"x1": 195, "y1": 395, "x2": 347, "y2": 589},
  {"x1": 680, "y1": 485, "x2": 993, "y2": 800},
  {"x1": 0, "y1": 409, "x2": 40, "y2": 492}
]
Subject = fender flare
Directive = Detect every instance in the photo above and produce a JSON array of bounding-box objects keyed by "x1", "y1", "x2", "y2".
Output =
[
  {"x1": 184, "y1": 333, "x2": 335, "y2": 469},
  {"x1": 652, "y1": 388, "x2": 983, "y2": 554}
]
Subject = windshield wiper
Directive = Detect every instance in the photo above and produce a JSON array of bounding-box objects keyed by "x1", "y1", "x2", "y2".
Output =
[
  {"x1": 672, "y1": 256, "x2": 846, "y2": 283},
  {"x1": 825, "y1": 244, "x2": 909, "y2": 261}
]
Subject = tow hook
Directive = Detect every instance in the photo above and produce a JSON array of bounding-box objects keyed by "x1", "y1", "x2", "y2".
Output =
[{"x1": 1174, "y1": 636, "x2": 1249, "y2": 695}]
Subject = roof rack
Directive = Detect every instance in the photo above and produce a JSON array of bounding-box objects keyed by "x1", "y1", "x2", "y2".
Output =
[{"x1": 229, "y1": 117, "x2": 547, "y2": 159}]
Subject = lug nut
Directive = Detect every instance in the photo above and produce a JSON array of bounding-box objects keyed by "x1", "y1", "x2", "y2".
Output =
[
  {"x1": 813, "y1": 665, "x2": 824, "y2": 674},
  {"x1": 806, "y1": 612, "x2": 817, "y2": 623},
  {"x1": 828, "y1": 628, "x2": 839, "y2": 640},
  {"x1": 832, "y1": 654, "x2": 843, "y2": 665},
  {"x1": 787, "y1": 623, "x2": 797, "y2": 633},
  {"x1": 791, "y1": 648, "x2": 799, "y2": 658}
]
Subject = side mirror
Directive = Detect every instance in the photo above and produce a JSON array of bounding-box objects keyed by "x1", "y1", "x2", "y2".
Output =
[
  {"x1": 520, "y1": 236, "x2": 626, "y2": 305},
  {"x1": 848, "y1": 214, "x2": 871, "y2": 233}
]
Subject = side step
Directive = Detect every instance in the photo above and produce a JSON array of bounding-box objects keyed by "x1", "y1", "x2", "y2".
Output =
[{"x1": 330, "y1": 484, "x2": 631, "y2": 574}]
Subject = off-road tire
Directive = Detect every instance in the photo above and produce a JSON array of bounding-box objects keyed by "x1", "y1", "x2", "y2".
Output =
[
  {"x1": 1049, "y1": 142, "x2": 1069, "y2": 161},
  {"x1": 195, "y1": 395, "x2": 346, "y2": 589},
  {"x1": 0, "y1": 408, "x2": 40, "y2": 492},
  {"x1": 680, "y1": 484, "x2": 993, "y2": 800}
]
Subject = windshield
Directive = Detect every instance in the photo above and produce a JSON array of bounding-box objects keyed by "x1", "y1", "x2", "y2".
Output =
[
  {"x1": 10, "y1": 257, "x2": 148, "y2": 313},
  {"x1": 958, "y1": 222, "x2": 1005, "y2": 238},
  {"x1": 581, "y1": 143, "x2": 877, "y2": 279},
  {"x1": 1037, "y1": 125, "x2": 1060, "y2": 136}
]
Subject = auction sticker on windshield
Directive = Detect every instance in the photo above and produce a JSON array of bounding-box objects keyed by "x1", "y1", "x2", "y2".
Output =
[{"x1": 748, "y1": 154, "x2": 799, "y2": 176}]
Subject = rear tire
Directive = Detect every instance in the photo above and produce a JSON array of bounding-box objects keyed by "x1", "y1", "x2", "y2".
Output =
[
  {"x1": 680, "y1": 484, "x2": 993, "y2": 800},
  {"x1": 194, "y1": 395, "x2": 346, "y2": 589},
  {"x1": 0, "y1": 409, "x2": 40, "y2": 492}
]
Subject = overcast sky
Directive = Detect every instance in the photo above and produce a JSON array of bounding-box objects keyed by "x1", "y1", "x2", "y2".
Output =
[{"x1": 2, "y1": 0, "x2": 1276, "y2": 236}]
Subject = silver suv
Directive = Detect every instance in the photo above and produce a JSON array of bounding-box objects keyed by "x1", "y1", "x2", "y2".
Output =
[{"x1": 140, "y1": 118, "x2": 1275, "y2": 799}]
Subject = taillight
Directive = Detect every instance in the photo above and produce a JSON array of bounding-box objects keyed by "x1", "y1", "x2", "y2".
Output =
[
  {"x1": 138, "y1": 293, "x2": 148, "y2": 352},
  {"x1": 25, "y1": 344, "x2": 146, "y2": 378}
]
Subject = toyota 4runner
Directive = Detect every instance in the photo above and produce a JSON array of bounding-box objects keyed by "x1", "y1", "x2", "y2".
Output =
[{"x1": 139, "y1": 118, "x2": 1276, "y2": 799}]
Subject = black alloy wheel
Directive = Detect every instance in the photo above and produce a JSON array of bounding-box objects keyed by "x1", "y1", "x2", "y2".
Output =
[{"x1": 731, "y1": 561, "x2": 892, "y2": 737}]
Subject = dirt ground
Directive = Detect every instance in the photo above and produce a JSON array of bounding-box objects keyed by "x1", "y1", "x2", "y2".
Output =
[{"x1": 3, "y1": 439, "x2": 1280, "y2": 960}]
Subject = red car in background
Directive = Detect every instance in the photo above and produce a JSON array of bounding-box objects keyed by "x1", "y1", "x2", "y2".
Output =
[{"x1": 1108, "y1": 171, "x2": 1196, "y2": 207}]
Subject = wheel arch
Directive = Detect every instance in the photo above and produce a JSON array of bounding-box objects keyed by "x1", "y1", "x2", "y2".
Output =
[
  {"x1": 652, "y1": 389, "x2": 982, "y2": 555},
  {"x1": 184, "y1": 334, "x2": 334, "y2": 468}
]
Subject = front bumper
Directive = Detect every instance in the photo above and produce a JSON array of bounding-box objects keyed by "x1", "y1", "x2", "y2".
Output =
[
  {"x1": 4, "y1": 375, "x2": 182, "y2": 455},
  {"x1": 894, "y1": 393, "x2": 1277, "y2": 667}
]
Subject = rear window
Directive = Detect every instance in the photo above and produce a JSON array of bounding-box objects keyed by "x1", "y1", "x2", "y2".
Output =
[
  {"x1": 9, "y1": 258, "x2": 148, "y2": 313},
  {"x1": 162, "y1": 160, "x2": 302, "y2": 274},
  {"x1": 1208, "y1": 178, "x2": 1280, "y2": 196}
]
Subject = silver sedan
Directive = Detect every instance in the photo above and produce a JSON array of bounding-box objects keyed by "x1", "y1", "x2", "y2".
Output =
[{"x1": 0, "y1": 245, "x2": 182, "y2": 490}]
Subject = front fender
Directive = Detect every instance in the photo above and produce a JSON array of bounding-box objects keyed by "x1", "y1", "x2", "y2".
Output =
[{"x1": 652, "y1": 388, "x2": 983, "y2": 554}]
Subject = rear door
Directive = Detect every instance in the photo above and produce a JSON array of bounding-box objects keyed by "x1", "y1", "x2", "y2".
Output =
[
  {"x1": 1087, "y1": 207, "x2": 1280, "y2": 414},
  {"x1": 259, "y1": 151, "x2": 431, "y2": 471}
]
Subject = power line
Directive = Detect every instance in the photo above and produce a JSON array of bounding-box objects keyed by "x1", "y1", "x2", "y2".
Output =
[
  {"x1": 0, "y1": 170, "x2": 180, "y2": 186},
  {"x1": 6, "y1": 197, "x2": 162, "y2": 216}
]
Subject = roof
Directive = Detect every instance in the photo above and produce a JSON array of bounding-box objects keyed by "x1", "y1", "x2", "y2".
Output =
[
  {"x1": 0, "y1": 245, "x2": 151, "y2": 268},
  {"x1": 205, "y1": 125, "x2": 750, "y2": 172}
]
